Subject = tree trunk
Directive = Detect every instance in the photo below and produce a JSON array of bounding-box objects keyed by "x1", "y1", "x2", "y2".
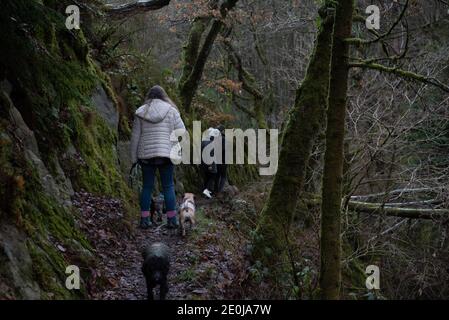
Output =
[
  {"x1": 252, "y1": 6, "x2": 334, "y2": 267},
  {"x1": 178, "y1": 0, "x2": 239, "y2": 112},
  {"x1": 179, "y1": 19, "x2": 223, "y2": 112},
  {"x1": 319, "y1": 0, "x2": 353, "y2": 300},
  {"x1": 178, "y1": 16, "x2": 211, "y2": 108}
]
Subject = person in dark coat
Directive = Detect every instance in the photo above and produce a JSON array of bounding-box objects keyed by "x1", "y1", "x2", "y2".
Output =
[
  {"x1": 201, "y1": 131, "x2": 218, "y2": 198},
  {"x1": 214, "y1": 125, "x2": 228, "y2": 194}
]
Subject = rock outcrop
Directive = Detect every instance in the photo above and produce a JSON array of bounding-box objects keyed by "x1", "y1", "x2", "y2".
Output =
[{"x1": 0, "y1": 0, "x2": 130, "y2": 300}]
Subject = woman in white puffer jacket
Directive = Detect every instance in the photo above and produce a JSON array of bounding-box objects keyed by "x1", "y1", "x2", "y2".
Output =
[{"x1": 130, "y1": 85, "x2": 185, "y2": 229}]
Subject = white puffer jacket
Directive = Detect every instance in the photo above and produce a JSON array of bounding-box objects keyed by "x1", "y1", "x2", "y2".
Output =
[{"x1": 130, "y1": 99, "x2": 185, "y2": 163}]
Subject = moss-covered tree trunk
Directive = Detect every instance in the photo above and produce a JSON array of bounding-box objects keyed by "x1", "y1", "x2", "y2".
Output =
[
  {"x1": 253, "y1": 7, "x2": 334, "y2": 266},
  {"x1": 178, "y1": 19, "x2": 223, "y2": 112},
  {"x1": 178, "y1": 0, "x2": 238, "y2": 112},
  {"x1": 178, "y1": 17, "x2": 210, "y2": 96},
  {"x1": 319, "y1": 0, "x2": 353, "y2": 300}
]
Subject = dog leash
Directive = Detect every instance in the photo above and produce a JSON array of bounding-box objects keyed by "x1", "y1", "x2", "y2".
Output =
[{"x1": 128, "y1": 162, "x2": 141, "y2": 189}]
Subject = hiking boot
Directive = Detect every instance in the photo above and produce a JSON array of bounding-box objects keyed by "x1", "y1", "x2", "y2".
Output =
[
  {"x1": 140, "y1": 217, "x2": 152, "y2": 229},
  {"x1": 167, "y1": 216, "x2": 178, "y2": 229}
]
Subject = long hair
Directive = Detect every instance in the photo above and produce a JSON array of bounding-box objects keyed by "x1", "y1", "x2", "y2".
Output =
[{"x1": 145, "y1": 85, "x2": 178, "y2": 110}]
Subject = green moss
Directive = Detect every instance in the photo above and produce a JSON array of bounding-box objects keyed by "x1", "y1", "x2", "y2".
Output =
[
  {"x1": 253, "y1": 8, "x2": 334, "y2": 267},
  {"x1": 0, "y1": 1, "x2": 97, "y2": 158},
  {"x1": 0, "y1": 0, "x2": 133, "y2": 299},
  {"x1": 27, "y1": 240, "x2": 86, "y2": 299},
  {"x1": 0, "y1": 0, "x2": 132, "y2": 195},
  {"x1": 24, "y1": 189, "x2": 90, "y2": 250},
  {"x1": 341, "y1": 241, "x2": 366, "y2": 297},
  {"x1": 2, "y1": 151, "x2": 92, "y2": 299},
  {"x1": 1, "y1": 0, "x2": 258, "y2": 299},
  {"x1": 0, "y1": 128, "x2": 16, "y2": 220},
  {"x1": 3, "y1": 147, "x2": 87, "y2": 301},
  {"x1": 71, "y1": 110, "x2": 130, "y2": 197},
  {"x1": 10, "y1": 156, "x2": 92, "y2": 299}
]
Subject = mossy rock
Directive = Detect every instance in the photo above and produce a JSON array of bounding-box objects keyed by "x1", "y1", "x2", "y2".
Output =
[{"x1": 0, "y1": 0, "x2": 134, "y2": 299}]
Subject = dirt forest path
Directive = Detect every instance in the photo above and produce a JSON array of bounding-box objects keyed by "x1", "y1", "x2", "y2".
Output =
[{"x1": 72, "y1": 190, "x2": 253, "y2": 300}]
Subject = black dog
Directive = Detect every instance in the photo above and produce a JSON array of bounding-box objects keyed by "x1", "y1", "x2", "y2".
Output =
[{"x1": 142, "y1": 242, "x2": 170, "y2": 300}]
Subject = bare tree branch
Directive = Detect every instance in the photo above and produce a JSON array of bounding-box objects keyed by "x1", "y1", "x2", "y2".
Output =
[
  {"x1": 105, "y1": 0, "x2": 171, "y2": 18},
  {"x1": 231, "y1": 94, "x2": 257, "y2": 118},
  {"x1": 224, "y1": 40, "x2": 264, "y2": 100},
  {"x1": 350, "y1": 187, "x2": 444, "y2": 200},
  {"x1": 345, "y1": 0, "x2": 409, "y2": 45},
  {"x1": 349, "y1": 62, "x2": 449, "y2": 93}
]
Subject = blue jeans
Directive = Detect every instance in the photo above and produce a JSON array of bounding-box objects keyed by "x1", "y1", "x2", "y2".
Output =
[{"x1": 140, "y1": 161, "x2": 176, "y2": 215}]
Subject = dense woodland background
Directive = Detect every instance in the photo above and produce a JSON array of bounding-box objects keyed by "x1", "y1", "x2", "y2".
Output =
[{"x1": 0, "y1": 0, "x2": 449, "y2": 300}]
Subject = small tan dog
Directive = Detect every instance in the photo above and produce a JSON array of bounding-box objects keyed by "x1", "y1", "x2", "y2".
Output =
[{"x1": 179, "y1": 193, "x2": 196, "y2": 237}]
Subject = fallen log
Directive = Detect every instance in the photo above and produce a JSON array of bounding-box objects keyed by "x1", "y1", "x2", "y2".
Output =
[
  {"x1": 300, "y1": 195, "x2": 449, "y2": 220},
  {"x1": 350, "y1": 187, "x2": 444, "y2": 200},
  {"x1": 347, "y1": 201, "x2": 449, "y2": 220}
]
